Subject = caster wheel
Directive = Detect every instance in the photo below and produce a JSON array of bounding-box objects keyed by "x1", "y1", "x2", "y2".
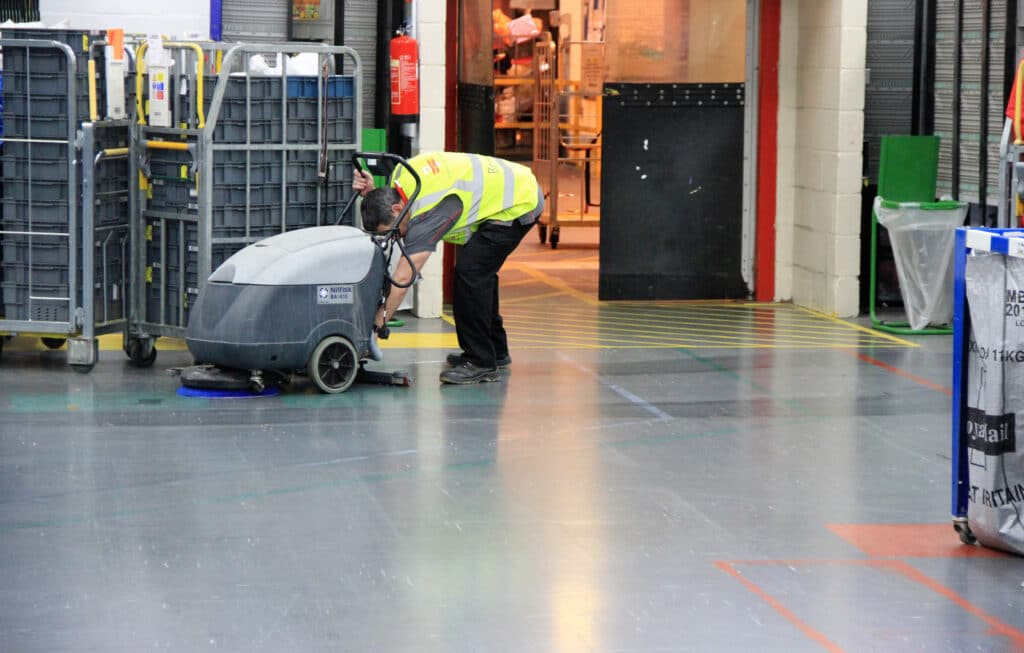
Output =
[
  {"x1": 250, "y1": 380, "x2": 265, "y2": 394},
  {"x1": 71, "y1": 363, "x2": 95, "y2": 374},
  {"x1": 550, "y1": 227, "x2": 560, "y2": 249},
  {"x1": 126, "y1": 338, "x2": 157, "y2": 367},
  {"x1": 538, "y1": 224, "x2": 548, "y2": 244},
  {"x1": 42, "y1": 337, "x2": 66, "y2": 350},
  {"x1": 955, "y1": 522, "x2": 977, "y2": 546},
  {"x1": 308, "y1": 335, "x2": 358, "y2": 394}
]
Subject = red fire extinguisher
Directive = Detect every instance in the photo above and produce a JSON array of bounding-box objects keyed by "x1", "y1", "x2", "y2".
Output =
[{"x1": 390, "y1": 27, "x2": 419, "y2": 120}]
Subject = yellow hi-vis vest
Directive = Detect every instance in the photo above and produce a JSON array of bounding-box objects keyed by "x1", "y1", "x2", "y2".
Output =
[{"x1": 390, "y1": 152, "x2": 539, "y2": 245}]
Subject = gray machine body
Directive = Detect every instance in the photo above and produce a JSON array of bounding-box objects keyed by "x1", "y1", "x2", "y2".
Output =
[{"x1": 185, "y1": 226, "x2": 385, "y2": 372}]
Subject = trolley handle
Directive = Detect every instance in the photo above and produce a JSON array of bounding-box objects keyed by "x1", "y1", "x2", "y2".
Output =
[
  {"x1": 356, "y1": 153, "x2": 422, "y2": 294},
  {"x1": 339, "y1": 152, "x2": 424, "y2": 341},
  {"x1": 335, "y1": 151, "x2": 423, "y2": 229}
]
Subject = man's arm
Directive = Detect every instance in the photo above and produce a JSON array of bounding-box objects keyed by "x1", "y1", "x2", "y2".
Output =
[{"x1": 376, "y1": 250, "x2": 433, "y2": 329}]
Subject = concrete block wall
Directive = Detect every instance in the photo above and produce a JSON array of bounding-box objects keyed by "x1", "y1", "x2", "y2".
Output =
[
  {"x1": 777, "y1": 0, "x2": 866, "y2": 316},
  {"x1": 411, "y1": 0, "x2": 446, "y2": 319}
]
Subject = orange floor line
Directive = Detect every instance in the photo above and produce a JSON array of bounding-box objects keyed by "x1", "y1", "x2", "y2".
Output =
[
  {"x1": 846, "y1": 350, "x2": 952, "y2": 396},
  {"x1": 826, "y1": 523, "x2": 1006, "y2": 558},
  {"x1": 720, "y1": 557, "x2": 1024, "y2": 650},
  {"x1": 886, "y1": 559, "x2": 1024, "y2": 648},
  {"x1": 713, "y1": 561, "x2": 847, "y2": 653}
]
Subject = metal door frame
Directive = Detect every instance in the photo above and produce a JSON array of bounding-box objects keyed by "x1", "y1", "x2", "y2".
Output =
[{"x1": 743, "y1": 0, "x2": 760, "y2": 295}]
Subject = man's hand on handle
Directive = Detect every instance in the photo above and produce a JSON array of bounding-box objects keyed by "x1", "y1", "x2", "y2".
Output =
[{"x1": 353, "y1": 169, "x2": 376, "y2": 197}]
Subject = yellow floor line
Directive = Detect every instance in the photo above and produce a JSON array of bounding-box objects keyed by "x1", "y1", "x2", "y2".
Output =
[
  {"x1": 1, "y1": 306, "x2": 913, "y2": 354},
  {"x1": 796, "y1": 305, "x2": 918, "y2": 347},
  {"x1": 380, "y1": 332, "x2": 459, "y2": 349},
  {"x1": 501, "y1": 306, "x2": 865, "y2": 332},
  {"x1": 502, "y1": 290, "x2": 572, "y2": 304},
  {"x1": 500, "y1": 308, "x2": 900, "y2": 340},
  {"x1": 503, "y1": 261, "x2": 599, "y2": 306}
]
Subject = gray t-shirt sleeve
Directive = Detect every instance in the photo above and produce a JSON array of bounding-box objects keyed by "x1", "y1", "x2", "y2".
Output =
[{"x1": 402, "y1": 194, "x2": 463, "y2": 254}]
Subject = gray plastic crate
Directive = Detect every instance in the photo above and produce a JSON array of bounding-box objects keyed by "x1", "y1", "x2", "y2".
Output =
[
  {"x1": 284, "y1": 203, "x2": 341, "y2": 229},
  {"x1": 1, "y1": 71, "x2": 89, "y2": 97},
  {"x1": 212, "y1": 183, "x2": 280, "y2": 208},
  {"x1": 212, "y1": 150, "x2": 285, "y2": 185},
  {"x1": 2, "y1": 114, "x2": 75, "y2": 139},
  {"x1": 0, "y1": 28, "x2": 99, "y2": 55},
  {"x1": 213, "y1": 204, "x2": 281, "y2": 232},
  {"x1": 216, "y1": 98, "x2": 284, "y2": 122},
  {"x1": 2, "y1": 142, "x2": 69, "y2": 160},
  {"x1": 151, "y1": 262, "x2": 199, "y2": 291},
  {"x1": 2, "y1": 198, "x2": 70, "y2": 225},
  {"x1": 3, "y1": 92, "x2": 91, "y2": 121},
  {"x1": 204, "y1": 76, "x2": 281, "y2": 101},
  {"x1": 146, "y1": 259, "x2": 200, "y2": 328},
  {"x1": 148, "y1": 179, "x2": 196, "y2": 210},
  {"x1": 96, "y1": 171, "x2": 130, "y2": 196},
  {"x1": 285, "y1": 119, "x2": 353, "y2": 143},
  {"x1": 210, "y1": 224, "x2": 283, "y2": 240},
  {"x1": 211, "y1": 119, "x2": 283, "y2": 144},
  {"x1": 286, "y1": 96, "x2": 353, "y2": 121},
  {"x1": 283, "y1": 153, "x2": 353, "y2": 182},
  {"x1": 148, "y1": 155, "x2": 192, "y2": 180},
  {"x1": 3, "y1": 157, "x2": 73, "y2": 181},
  {"x1": 95, "y1": 201, "x2": 130, "y2": 228},
  {"x1": 2, "y1": 237, "x2": 69, "y2": 266},
  {"x1": 1, "y1": 262, "x2": 70, "y2": 286},
  {"x1": 2, "y1": 50, "x2": 73, "y2": 74},
  {"x1": 284, "y1": 182, "x2": 350, "y2": 205},
  {"x1": 146, "y1": 220, "x2": 199, "y2": 265},
  {"x1": 4, "y1": 179, "x2": 72, "y2": 202},
  {"x1": 2, "y1": 281, "x2": 70, "y2": 322},
  {"x1": 0, "y1": 217, "x2": 68, "y2": 232}
]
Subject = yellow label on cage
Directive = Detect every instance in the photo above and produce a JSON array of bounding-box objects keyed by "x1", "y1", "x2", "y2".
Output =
[{"x1": 145, "y1": 267, "x2": 153, "y2": 283}]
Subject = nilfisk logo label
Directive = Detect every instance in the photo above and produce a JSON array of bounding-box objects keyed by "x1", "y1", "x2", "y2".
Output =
[
  {"x1": 317, "y1": 285, "x2": 354, "y2": 304},
  {"x1": 966, "y1": 407, "x2": 1016, "y2": 455}
]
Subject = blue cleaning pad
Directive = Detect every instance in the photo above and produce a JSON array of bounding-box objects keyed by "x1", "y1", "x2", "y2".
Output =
[{"x1": 177, "y1": 386, "x2": 281, "y2": 398}]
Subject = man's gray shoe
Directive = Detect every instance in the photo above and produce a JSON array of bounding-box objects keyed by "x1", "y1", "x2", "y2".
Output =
[
  {"x1": 439, "y1": 361, "x2": 501, "y2": 384},
  {"x1": 445, "y1": 352, "x2": 511, "y2": 368}
]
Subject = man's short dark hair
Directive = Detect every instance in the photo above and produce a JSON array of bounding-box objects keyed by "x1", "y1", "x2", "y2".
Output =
[{"x1": 360, "y1": 187, "x2": 402, "y2": 232}]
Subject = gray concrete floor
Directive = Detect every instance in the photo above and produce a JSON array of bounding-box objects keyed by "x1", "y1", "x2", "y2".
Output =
[{"x1": 2, "y1": 230, "x2": 1023, "y2": 652}]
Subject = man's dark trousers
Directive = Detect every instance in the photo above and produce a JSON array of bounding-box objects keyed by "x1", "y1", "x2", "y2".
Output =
[{"x1": 452, "y1": 219, "x2": 534, "y2": 369}]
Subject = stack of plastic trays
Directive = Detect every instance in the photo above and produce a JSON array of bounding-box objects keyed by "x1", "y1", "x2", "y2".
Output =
[
  {"x1": 144, "y1": 145, "x2": 197, "y2": 328},
  {"x1": 91, "y1": 123, "x2": 131, "y2": 322},
  {"x1": 202, "y1": 74, "x2": 357, "y2": 236},
  {"x1": 0, "y1": 28, "x2": 106, "y2": 322},
  {"x1": 146, "y1": 219, "x2": 200, "y2": 329}
]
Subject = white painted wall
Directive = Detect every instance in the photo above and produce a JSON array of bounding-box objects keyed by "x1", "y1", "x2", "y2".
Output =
[
  {"x1": 776, "y1": 0, "x2": 866, "y2": 317},
  {"x1": 411, "y1": 0, "x2": 446, "y2": 318},
  {"x1": 40, "y1": 0, "x2": 209, "y2": 39}
]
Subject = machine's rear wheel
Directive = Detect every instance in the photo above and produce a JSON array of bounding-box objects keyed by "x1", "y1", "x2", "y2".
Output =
[
  {"x1": 125, "y1": 337, "x2": 157, "y2": 367},
  {"x1": 309, "y1": 336, "x2": 358, "y2": 394},
  {"x1": 41, "y1": 337, "x2": 65, "y2": 350}
]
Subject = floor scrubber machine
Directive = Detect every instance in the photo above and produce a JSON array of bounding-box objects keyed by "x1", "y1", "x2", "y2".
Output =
[{"x1": 179, "y1": 153, "x2": 419, "y2": 394}]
